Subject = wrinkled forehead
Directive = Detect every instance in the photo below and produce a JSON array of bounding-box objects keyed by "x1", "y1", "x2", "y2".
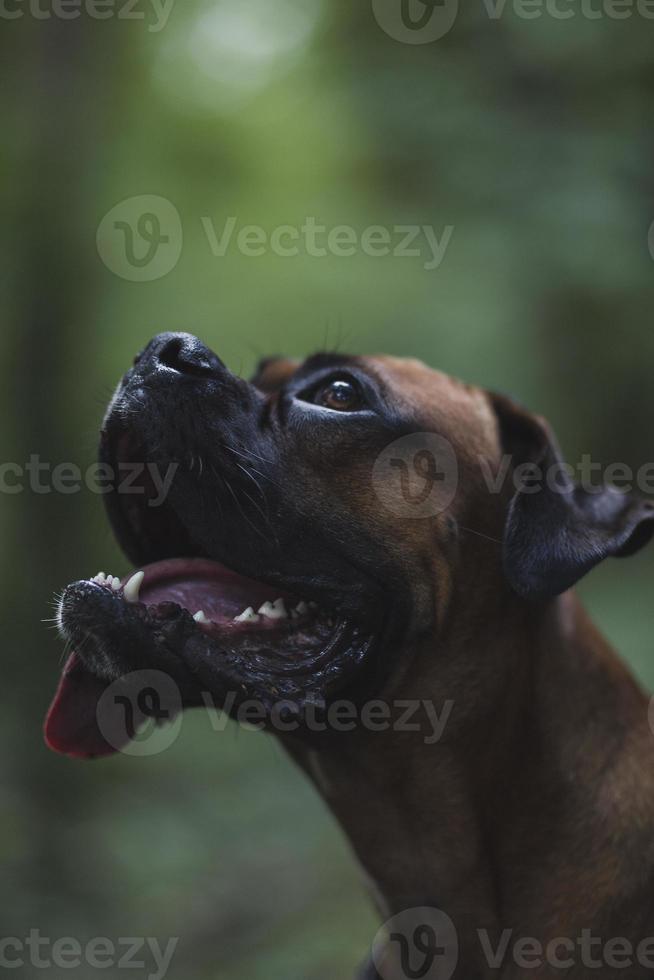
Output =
[
  {"x1": 251, "y1": 352, "x2": 499, "y2": 457},
  {"x1": 365, "y1": 355, "x2": 498, "y2": 456}
]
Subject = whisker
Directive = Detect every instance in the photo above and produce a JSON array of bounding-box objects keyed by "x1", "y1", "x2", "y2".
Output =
[
  {"x1": 222, "y1": 442, "x2": 276, "y2": 468},
  {"x1": 221, "y1": 444, "x2": 284, "y2": 492},
  {"x1": 458, "y1": 524, "x2": 502, "y2": 546},
  {"x1": 223, "y1": 477, "x2": 268, "y2": 543},
  {"x1": 232, "y1": 465, "x2": 280, "y2": 549}
]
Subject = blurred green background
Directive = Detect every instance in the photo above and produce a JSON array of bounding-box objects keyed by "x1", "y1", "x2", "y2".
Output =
[{"x1": 2, "y1": 1, "x2": 654, "y2": 977}]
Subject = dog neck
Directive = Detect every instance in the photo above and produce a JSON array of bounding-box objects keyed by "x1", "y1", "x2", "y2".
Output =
[{"x1": 284, "y1": 589, "x2": 651, "y2": 966}]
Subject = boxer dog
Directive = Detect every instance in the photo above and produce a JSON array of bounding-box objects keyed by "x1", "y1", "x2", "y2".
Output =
[{"x1": 46, "y1": 334, "x2": 654, "y2": 978}]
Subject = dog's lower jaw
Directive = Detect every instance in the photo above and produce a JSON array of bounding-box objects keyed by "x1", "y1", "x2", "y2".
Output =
[
  {"x1": 285, "y1": 590, "x2": 654, "y2": 979},
  {"x1": 55, "y1": 576, "x2": 379, "y2": 744}
]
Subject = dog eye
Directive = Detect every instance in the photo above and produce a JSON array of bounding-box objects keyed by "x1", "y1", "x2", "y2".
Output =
[{"x1": 311, "y1": 378, "x2": 364, "y2": 412}]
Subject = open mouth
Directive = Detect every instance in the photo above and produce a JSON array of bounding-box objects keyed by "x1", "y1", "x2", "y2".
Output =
[
  {"x1": 93, "y1": 558, "x2": 333, "y2": 635},
  {"x1": 45, "y1": 418, "x2": 376, "y2": 759}
]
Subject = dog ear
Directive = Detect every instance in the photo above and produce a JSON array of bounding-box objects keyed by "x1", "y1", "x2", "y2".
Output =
[
  {"x1": 489, "y1": 392, "x2": 654, "y2": 599},
  {"x1": 250, "y1": 356, "x2": 300, "y2": 393}
]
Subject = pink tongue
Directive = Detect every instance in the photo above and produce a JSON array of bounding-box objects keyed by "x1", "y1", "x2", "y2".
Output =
[
  {"x1": 44, "y1": 654, "x2": 132, "y2": 758},
  {"x1": 141, "y1": 577, "x2": 235, "y2": 622},
  {"x1": 138, "y1": 558, "x2": 293, "y2": 623}
]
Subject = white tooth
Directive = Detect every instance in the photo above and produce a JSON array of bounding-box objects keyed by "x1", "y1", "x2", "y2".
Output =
[
  {"x1": 193, "y1": 610, "x2": 209, "y2": 624},
  {"x1": 295, "y1": 601, "x2": 309, "y2": 616},
  {"x1": 123, "y1": 570, "x2": 144, "y2": 603},
  {"x1": 110, "y1": 576, "x2": 121, "y2": 591},
  {"x1": 96, "y1": 572, "x2": 107, "y2": 583},
  {"x1": 234, "y1": 606, "x2": 260, "y2": 623},
  {"x1": 258, "y1": 599, "x2": 287, "y2": 620}
]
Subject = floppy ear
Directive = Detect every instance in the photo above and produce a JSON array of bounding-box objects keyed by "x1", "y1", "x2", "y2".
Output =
[{"x1": 490, "y1": 393, "x2": 654, "y2": 599}]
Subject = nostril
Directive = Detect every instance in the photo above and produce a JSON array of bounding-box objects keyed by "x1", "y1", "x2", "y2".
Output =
[
  {"x1": 158, "y1": 336, "x2": 217, "y2": 377},
  {"x1": 133, "y1": 332, "x2": 225, "y2": 378},
  {"x1": 159, "y1": 337, "x2": 186, "y2": 371}
]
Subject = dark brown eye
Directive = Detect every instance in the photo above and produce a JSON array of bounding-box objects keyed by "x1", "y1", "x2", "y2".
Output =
[{"x1": 315, "y1": 378, "x2": 363, "y2": 412}]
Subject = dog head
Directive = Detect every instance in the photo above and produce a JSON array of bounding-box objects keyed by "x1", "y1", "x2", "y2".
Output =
[{"x1": 45, "y1": 333, "x2": 654, "y2": 757}]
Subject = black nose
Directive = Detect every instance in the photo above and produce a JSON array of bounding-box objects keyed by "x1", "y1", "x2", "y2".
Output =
[{"x1": 134, "y1": 332, "x2": 225, "y2": 378}]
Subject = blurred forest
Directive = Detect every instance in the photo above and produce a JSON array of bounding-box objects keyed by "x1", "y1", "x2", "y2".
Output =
[{"x1": 2, "y1": 1, "x2": 654, "y2": 977}]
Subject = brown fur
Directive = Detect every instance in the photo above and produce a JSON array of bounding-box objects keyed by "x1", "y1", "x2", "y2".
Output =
[{"x1": 258, "y1": 356, "x2": 654, "y2": 978}]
